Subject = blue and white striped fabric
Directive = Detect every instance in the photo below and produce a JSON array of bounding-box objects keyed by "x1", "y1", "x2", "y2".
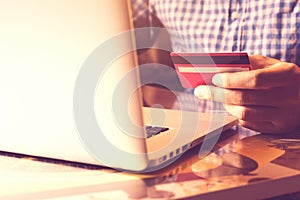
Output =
[
  {"x1": 132, "y1": 0, "x2": 300, "y2": 137},
  {"x1": 132, "y1": 0, "x2": 300, "y2": 65}
]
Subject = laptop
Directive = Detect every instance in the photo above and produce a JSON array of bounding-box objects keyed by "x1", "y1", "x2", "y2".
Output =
[{"x1": 0, "y1": 0, "x2": 238, "y2": 172}]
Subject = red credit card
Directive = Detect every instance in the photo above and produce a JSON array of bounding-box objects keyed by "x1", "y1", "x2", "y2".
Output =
[{"x1": 170, "y1": 52, "x2": 250, "y2": 88}]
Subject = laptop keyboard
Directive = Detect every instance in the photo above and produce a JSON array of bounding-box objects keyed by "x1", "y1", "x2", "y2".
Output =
[{"x1": 146, "y1": 126, "x2": 169, "y2": 138}]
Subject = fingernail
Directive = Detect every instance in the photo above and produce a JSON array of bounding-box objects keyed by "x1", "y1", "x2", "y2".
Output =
[
  {"x1": 194, "y1": 86, "x2": 211, "y2": 99},
  {"x1": 212, "y1": 74, "x2": 222, "y2": 86}
]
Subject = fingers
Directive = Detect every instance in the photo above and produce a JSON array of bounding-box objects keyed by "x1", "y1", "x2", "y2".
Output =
[
  {"x1": 223, "y1": 104, "x2": 279, "y2": 122},
  {"x1": 224, "y1": 104, "x2": 297, "y2": 133},
  {"x1": 212, "y1": 61, "x2": 299, "y2": 89},
  {"x1": 238, "y1": 120, "x2": 278, "y2": 133},
  {"x1": 224, "y1": 104, "x2": 279, "y2": 133},
  {"x1": 248, "y1": 55, "x2": 278, "y2": 70},
  {"x1": 194, "y1": 85, "x2": 300, "y2": 133},
  {"x1": 194, "y1": 85, "x2": 286, "y2": 106}
]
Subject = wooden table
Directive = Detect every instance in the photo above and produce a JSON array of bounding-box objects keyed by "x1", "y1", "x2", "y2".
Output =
[{"x1": 0, "y1": 128, "x2": 299, "y2": 200}]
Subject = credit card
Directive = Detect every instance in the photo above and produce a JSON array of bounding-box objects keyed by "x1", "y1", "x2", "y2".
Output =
[{"x1": 170, "y1": 52, "x2": 250, "y2": 88}]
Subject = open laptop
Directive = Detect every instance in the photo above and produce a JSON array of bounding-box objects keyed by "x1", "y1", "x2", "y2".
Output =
[{"x1": 0, "y1": 0, "x2": 238, "y2": 172}]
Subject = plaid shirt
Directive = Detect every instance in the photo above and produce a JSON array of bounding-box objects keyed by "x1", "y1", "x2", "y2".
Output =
[
  {"x1": 132, "y1": 0, "x2": 300, "y2": 65},
  {"x1": 132, "y1": 0, "x2": 300, "y2": 136}
]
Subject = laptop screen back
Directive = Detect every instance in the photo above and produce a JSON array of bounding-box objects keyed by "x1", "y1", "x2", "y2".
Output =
[{"x1": 0, "y1": 0, "x2": 148, "y2": 171}]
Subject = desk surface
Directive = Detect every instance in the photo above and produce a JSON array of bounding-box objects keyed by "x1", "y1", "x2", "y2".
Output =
[{"x1": 1, "y1": 128, "x2": 299, "y2": 200}]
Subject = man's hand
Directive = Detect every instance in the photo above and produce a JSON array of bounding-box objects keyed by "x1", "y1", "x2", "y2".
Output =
[{"x1": 194, "y1": 55, "x2": 300, "y2": 133}]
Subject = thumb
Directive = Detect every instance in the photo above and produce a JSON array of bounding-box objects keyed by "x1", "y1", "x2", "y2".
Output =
[{"x1": 249, "y1": 55, "x2": 279, "y2": 70}]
